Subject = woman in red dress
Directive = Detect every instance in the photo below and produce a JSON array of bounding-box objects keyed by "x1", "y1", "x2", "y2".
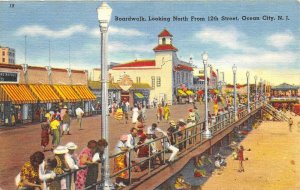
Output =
[
  {"x1": 41, "y1": 122, "x2": 50, "y2": 152},
  {"x1": 238, "y1": 145, "x2": 245, "y2": 172}
]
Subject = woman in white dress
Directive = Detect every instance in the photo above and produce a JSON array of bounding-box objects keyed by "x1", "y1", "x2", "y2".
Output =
[{"x1": 132, "y1": 105, "x2": 139, "y2": 124}]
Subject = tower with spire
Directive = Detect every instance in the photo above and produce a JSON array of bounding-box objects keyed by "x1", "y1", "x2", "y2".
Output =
[{"x1": 153, "y1": 29, "x2": 178, "y2": 68}]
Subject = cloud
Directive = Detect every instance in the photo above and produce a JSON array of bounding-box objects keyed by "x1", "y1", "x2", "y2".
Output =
[
  {"x1": 195, "y1": 26, "x2": 248, "y2": 50},
  {"x1": 266, "y1": 31, "x2": 294, "y2": 49},
  {"x1": 108, "y1": 41, "x2": 155, "y2": 53},
  {"x1": 16, "y1": 24, "x2": 147, "y2": 40},
  {"x1": 90, "y1": 26, "x2": 147, "y2": 37},
  {"x1": 211, "y1": 50, "x2": 297, "y2": 67},
  {"x1": 16, "y1": 25, "x2": 87, "y2": 38}
]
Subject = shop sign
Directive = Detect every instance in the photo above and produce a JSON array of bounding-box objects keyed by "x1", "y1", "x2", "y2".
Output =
[
  {"x1": 0, "y1": 71, "x2": 19, "y2": 83},
  {"x1": 118, "y1": 74, "x2": 133, "y2": 91}
]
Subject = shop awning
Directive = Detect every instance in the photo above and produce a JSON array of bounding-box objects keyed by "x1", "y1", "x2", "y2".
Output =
[
  {"x1": 134, "y1": 92, "x2": 144, "y2": 99},
  {"x1": 72, "y1": 85, "x2": 96, "y2": 101},
  {"x1": 178, "y1": 89, "x2": 187, "y2": 96},
  {"x1": 197, "y1": 90, "x2": 204, "y2": 95},
  {"x1": 0, "y1": 84, "x2": 37, "y2": 104},
  {"x1": 210, "y1": 89, "x2": 219, "y2": 94},
  {"x1": 29, "y1": 84, "x2": 60, "y2": 103},
  {"x1": 186, "y1": 90, "x2": 194, "y2": 95},
  {"x1": 53, "y1": 85, "x2": 81, "y2": 102}
]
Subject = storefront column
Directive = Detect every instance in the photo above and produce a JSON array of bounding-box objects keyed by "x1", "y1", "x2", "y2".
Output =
[
  {"x1": 84, "y1": 101, "x2": 91, "y2": 116},
  {"x1": 4, "y1": 102, "x2": 11, "y2": 126},
  {"x1": 22, "y1": 104, "x2": 29, "y2": 124}
]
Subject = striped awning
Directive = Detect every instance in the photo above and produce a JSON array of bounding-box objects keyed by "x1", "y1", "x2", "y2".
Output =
[
  {"x1": 178, "y1": 89, "x2": 187, "y2": 96},
  {"x1": 186, "y1": 90, "x2": 194, "y2": 95},
  {"x1": 0, "y1": 84, "x2": 37, "y2": 104},
  {"x1": 53, "y1": 85, "x2": 81, "y2": 102},
  {"x1": 134, "y1": 92, "x2": 144, "y2": 99},
  {"x1": 29, "y1": 84, "x2": 60, "y2": 103},
  {"x1": 72, "y1": 85, "x2": 96, "y2": 101}
]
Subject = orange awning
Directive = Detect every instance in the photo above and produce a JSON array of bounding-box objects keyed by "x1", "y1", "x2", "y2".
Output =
[
  {"x1": 72, "y1": 85, "x2": 96, "y2": 101},
  {"x1": 29, "y1": 84, "x2": 60, "y2": 103},
  {"x1": 53, "y1": 85, "x2": 81, "y2": 102},
  {"x1": 0, "y1": 84, "x2": 37, "y2": 104}
]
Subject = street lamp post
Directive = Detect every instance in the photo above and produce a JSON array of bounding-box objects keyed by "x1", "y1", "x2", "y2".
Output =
[
  {"x1": 254, "y1": 75, "x2": 257, "y2": 105},
  {"x1": 232, "y1": 65, "x2": 237, "y2": 118},
  {"x1": 246, "y1": 71, "x2": 250, "y2": 113},
  {"x1": 202, "y1": 52, "x2": 211, "y2": 139},
  {"x1": 260, "y1": 78, "x2": 263, "y2": 101},
  {"x1": 216, "y1": 68, "x2": 219, "y2": 91},
  {"x1": 97, "y1": 2, "x2": 113, "y2": 190},
  {"x1": 264, "y1": 80, "x2": 266, "y2": 100}
]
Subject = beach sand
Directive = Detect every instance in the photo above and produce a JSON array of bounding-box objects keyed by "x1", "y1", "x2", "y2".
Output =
[{"x1": 201, "y1": 113, "x2": 300, "y2": 190}]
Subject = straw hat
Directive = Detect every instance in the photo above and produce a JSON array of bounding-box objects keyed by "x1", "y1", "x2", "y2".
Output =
[
  {"x1": 169, "y1": 120, "x2": 176, "y2": 126},
  {"x1": 53, "y1": 145, "x2": 68, "y2": 154},
  {"x1": 65, "y1": 142, "x2": 78, "y2": 150},
  {"x1": 120, "y1": 134, "x2": 128, "y2": 141},
  {"x1": 178, "y1": 119, "x2": 186, "y2": 124}
]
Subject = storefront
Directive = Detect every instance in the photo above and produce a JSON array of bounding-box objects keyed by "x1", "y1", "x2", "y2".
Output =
[
  {"x1": 0, "y1": 84, "x2": 37, "y2": 126},
  {"x1": 130, "y1": 83, "x2": 151, "y2": 107},
  {"x1": 72, "y1": 85, "x2": 96, "y2": 116},
  {"x1": 29, "y1": 84, "x2": 61, "y2": 122},
  {"x1": 120, "y1": 90, "x2": 129, "y2": 103},
  {"x1": 177, "y1": 89, "x2": 187, "y2": 104},
  {"x1": 88, "y1": 81, "x2": 121, "y2": 114},
  {"x1": 185, "y1": 89, "x2": 194, "y2": 103},
  {"x1": 52, "y1": 85, "x2": 82, "y2": 116},
  {"x1": 270, "y1": 83, "x2": 299, "y2": 110}
]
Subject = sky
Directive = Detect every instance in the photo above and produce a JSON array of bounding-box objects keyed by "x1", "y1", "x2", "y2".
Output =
[{"x1": 0, "y1": 0, "x2": 299, "y2": 85}]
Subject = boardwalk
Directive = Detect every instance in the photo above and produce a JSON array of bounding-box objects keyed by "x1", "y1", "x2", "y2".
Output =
[{"x1": 0, "y1": 102, "x2": 213, "y2": 190}]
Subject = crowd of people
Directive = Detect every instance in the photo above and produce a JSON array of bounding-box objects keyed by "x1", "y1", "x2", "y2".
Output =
[
  {"x1": 16, "y1": 139, "x2": 108, "y2": 190},
  {"x1": 40, "y1": 106, "x2": 85, "y2": 151},
  {"x1": 16, "y1": 90, "x2": 258, "y2": 189}
]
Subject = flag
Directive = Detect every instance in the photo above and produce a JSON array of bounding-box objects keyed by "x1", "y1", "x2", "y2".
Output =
[{"x1": 209, "y1": 69, "x2": 217, "y2": 88}]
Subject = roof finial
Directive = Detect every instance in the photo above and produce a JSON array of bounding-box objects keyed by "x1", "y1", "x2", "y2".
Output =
[{"x1": 189, "y1": 57, "x2": 193, "y2": 64}]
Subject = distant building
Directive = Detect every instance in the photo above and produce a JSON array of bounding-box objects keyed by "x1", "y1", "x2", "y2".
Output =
[
  {"x1": 108, "y1": 29, "x2": 194, "y2": 105},
  {"x1": 0, "y1": 46, "x2": 15, "y2": 64}
]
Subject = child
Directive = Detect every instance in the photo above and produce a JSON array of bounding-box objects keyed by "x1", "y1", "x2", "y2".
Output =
[
  {"x1": 238, "y1": 145, "x2": 245, "y2": 172},
  {"x1": 41, "y1": 122, "x2": 50, "y2": 152}
]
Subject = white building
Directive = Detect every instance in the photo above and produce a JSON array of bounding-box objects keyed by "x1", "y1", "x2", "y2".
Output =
[{"x1": 109, "y1": 29, "x2": 194, "y2": 105}]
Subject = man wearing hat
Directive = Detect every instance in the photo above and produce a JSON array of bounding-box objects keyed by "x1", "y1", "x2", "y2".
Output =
[
  {"x1": 62, "y1": 109, "x2": 71, "y2": 136},
  {"x1": 64, "y1": 142, "x2": 78, "y2": 189},
  {"x1": 76, "y1": 107, "x2": 84, "y2": 130},
  {"x1": 65, "y1": 142, "x2": 79, "y2": 170},
  {"x1": 145, "y1": 128, "x2": 164, "y2": 166},
  {"x1": 146, "y1": 123, "x2": 167, "y2": 139},
  {"x1": 177, "y1": 119, "x2": 187, "y2": 150},
  {"x1": 146, "y1": 123, "x2": 178, "y2": 164},
  {"x1": 60, "y1": 105, "x2": 68, "y2": 122},
  {"x1": 167, "y1": 120, "x2": 178, "y2": 145}
]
